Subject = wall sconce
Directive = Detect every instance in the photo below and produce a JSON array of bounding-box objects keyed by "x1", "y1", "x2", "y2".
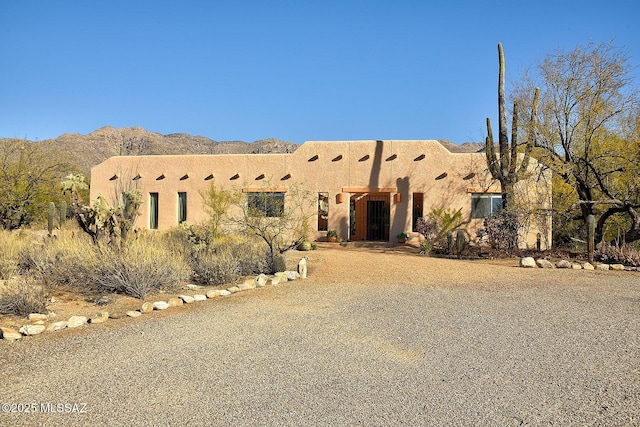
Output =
[
  {"x1": 336, "y1": 193, "x2": 347, "y2": 204},
  {"x1": 394, "y1": 193, "x2": 402, "y2": 203}
]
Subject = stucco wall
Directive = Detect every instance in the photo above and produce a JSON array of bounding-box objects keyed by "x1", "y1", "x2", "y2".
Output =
[{"x1": 90, "y1": 140, "x2": 551, "y2": 249}]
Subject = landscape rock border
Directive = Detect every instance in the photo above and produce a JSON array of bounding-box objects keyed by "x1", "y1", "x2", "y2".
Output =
[
  {"x1": 520, "y1": 256, "x2": 638, "y2": 272},
  {"x1": 1, "y1": 269, "x2": 306, "y2": 342}
]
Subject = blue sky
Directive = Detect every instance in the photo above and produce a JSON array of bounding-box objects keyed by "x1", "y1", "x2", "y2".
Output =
[{"x1": 1, "y1": 1, "x2": 638, "y2": 145}]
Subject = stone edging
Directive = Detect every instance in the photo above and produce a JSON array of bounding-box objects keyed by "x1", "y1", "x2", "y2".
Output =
[
  {"x1": 0, "y1": 269, "x2": 304, "y2": 342},
  {"x1": 519, "y1": 257, "x2": 639, "y2": 271}
]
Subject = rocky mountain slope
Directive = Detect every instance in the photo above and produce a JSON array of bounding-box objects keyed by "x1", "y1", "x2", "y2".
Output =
[{"x1": 1, "y1": 127, "x2": 483, "y2": 175}]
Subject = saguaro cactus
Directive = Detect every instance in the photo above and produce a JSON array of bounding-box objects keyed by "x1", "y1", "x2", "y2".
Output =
[
  {"x1": 47, "y1": 202, "x2": 56, "y2": 235},
  {"x1": 485, "y1": 43, "x2": 540, "y2": 209},
  {"x1": 59, "y1": 201, "x2": 67, "y2": 226}
]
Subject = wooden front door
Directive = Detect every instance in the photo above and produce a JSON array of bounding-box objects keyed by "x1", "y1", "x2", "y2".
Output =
[{"x1": 350, "y1": 193, "x2": 390, "y2": 241}]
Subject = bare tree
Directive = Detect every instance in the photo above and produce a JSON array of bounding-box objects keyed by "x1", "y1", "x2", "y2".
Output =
[{"x1": 523, "y1": 41, "x2": 640, "y2": 244}]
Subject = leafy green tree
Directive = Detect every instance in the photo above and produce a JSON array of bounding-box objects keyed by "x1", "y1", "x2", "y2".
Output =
[
  {"x1": 0, "y1": 140, "x2": 70, "y2": 229},
  {"x1": 518, "y1": 42, "x2": 639, "y2": 244}
]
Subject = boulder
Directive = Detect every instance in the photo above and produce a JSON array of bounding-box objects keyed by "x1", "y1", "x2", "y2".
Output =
[
  {"x1": 152, "y1": 301, "x2": 170, "y2": 310},
  {"x1": 0, "y1": 327, "x2": 22, "y2": 341},
  {"x1": 286, "y1": 271, "x2": 301, "y2": 281},
  {"x1": 226, "y1": 286, "x2": 240, "y2": 294},
  {"x1": 140, "y1": 302, "x2": 154, "y2": 313},
  {"x1": 28, "y1": 313, "x2": 48, "y2": 322},
  {"x1": 611, "y1": 264, "x2": 625, "y2": 271},
  {"x1": 46, "y1": 321, "x2": 68, "y2": 332},
  {"x1": 595, "y1": 264, "x2": 610, "y2": 271},
  {"x1": 255, "y1": 274, "x2": 268, "y2": 288},
  {"x1": 582, "y1": 262, "x2": 595, "y2": 270},
  {"x1": 519, "y1": 257, "x2": 536, "y2": 268},
  {"x1": 298, "y1": 257, "x2": 308, "y2": 279},
  {"x1": 67, "y1": 315, "x2": 88, "y2": 328},
  {"x1": 109, "y1": 312, "x2": 125, "y2": 319},
  {"x1": 179, "y1": 295, "x2": 195, "y2": 304},
  {"x1": 571, "y1": 263, "x2": 583, "y2": 270},
  {"x1": 206, "y1": 289, "x2": 222, "y2": 298},
  {"x1": 238, "y1": 282, "x2": 255, "y2": 291},
  {"x1": 274, "y1": 272, "x2": 288, "y2": 283},
  {"x1": 556, "y1": 260, "x2": 572, "y2": 269},
  {"x1": 268, "y1": 277, "x2": 280, "y2": 286},
  {"x1": 89, "y1": 312, "x2": 109, "y2": 324},
  {"x1": 168, "y1": 297, "x2": 183, "y2": 306},
  {"x1": 219, "y1": 290, "x2": 231, "y2": 296},
  {"x1": 536, "y1": 259, "x2": 554, "y2": 269},
  {"x1": 19, "y1": 324, "x2": 46, "y2": 336},
  {"x1": 126, "y1": 310, "x2": 142, "y2": 318},
  {"x1": 193, "y1": 294, "x2": 207, "y2": 302}
]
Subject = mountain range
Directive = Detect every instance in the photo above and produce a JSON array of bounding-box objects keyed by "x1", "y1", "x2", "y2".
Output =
[{"x1": 1, "y1": 126, "x2": 483, "y2": 175}]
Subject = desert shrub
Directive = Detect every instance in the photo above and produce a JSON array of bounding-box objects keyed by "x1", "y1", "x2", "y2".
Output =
[
  {"x1": 0, "y1": 230, "x2": 30, "y2": 280},
  {"x1": 162, "y1": 223, "x2": 213, "y2": 261},
  {"x1": 415, "y1": 208, "x2": 465, "y2": 253},
  {"x1": 192, "y1": 233, "x2": 270, "y2": 284},
  {"x1": 419, "y1": 240, "x2": 433, "y2": 255},
  {"x1": 0, "y1": 279, "x2": 49, "y2": 316},
  {"x1": 595, "y1": 243, "x2": 640, "y2": 267},
  {"x1": 27, "y1": 233, "x2": 98, "y2": 289},
  {"x1": 91, "y1": 236, "x2": 190, "y2": 299},
  {"x1": 479, "y1": 210, "x2": 520, "y2": 253},
  {"x1": 193, "y1": 249, "x2": 242, "y2": 285}
]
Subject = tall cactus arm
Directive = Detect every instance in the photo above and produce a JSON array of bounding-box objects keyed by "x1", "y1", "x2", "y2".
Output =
[
  {"x1": 516, "y1": 87, "x2": 540, "y2": 180},
  {"x1": 497, "y1": 42, "x2": 510, "y2": 178},
  {"x1": 485, "y1": 117, "x2": 501, "y2": 179}
]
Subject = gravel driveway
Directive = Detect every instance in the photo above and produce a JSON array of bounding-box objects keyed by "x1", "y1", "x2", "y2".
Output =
[{"x1": 1, "y1": 245, "x2": 638, "y2": 426}]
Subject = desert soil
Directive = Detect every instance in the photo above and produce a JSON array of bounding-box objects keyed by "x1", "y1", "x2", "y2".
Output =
[{"x1": 0, "y1": 243, "x2": 638, "y2": 426}]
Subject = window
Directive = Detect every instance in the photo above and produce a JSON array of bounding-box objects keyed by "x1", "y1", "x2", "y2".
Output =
[
  {"x1": 317, "y1": 192, "x2": 329, "y2": 231},
  {"x1": 471, "y1": 193, "x2": 502, "y2": 219},
  {"x1": 412, "y1": 193, "x2": 424, "y2": 232},
  {"x1": 149, "y1": 193, "x2": 159, "y2": 229},
  {"x1": 178, "y1": 192, "x2": 187, "y2": 224},
  {"x1": 247, "y1": 192, "x2": 284, "y2": 217}
]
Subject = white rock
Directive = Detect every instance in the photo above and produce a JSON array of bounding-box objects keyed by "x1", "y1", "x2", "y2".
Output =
[
  {"x1": 520, "y1": 257, "x2": 536, "y2": 268},
  {"x1": 179, "y1": 295, "x2": 195, "y2": 304},
  {"x1": 571, "y1": 263, "x2": 583, "y2": 270},
  {"x1": 89, "y1": 312, "x2": 109, "y2": 324},
  {"x1": 193, "y1": 294, "x2": 207, "y2": 302},
  {"x1": 28, "y1": 313, "x2": 48, "y2": 322},
  {"x1": 19, "y1": 324, "x2": 46, "y2": 336},
  {"x1": 596, "y1": 264, "x2": 610, "y2": 271},
  {"x1": 583, "y1": 262, "x2": 595, "y2": 270},
  {"x1": 238, "y1": 282, "x2": 255, "y2": 291},
  {"x1": 255, "y1": 274, "x2": 268, "y2": 288},
  {"x1": 286, "y1": 271, "x2": 301, "y2": 281},
  {"x1": 153, "y1": 301, "x2": 170, "y2": 310},
  {"x1": 274, "y1": 272, "x2": 288, "y2": 283},
  {"x1": 206, "y1": 289, "x2": 222, "y2": 298},
  {"x1": 227, "y1": 286, "x2": 240, "y2": 294},
  {"x1": 126, "y1": 310, "x2": 142, "y2": 318},
  {"x1": 556, "y1": 260, "x2": 572, "y2": 269},
  {"x1": 611, "y1": 264, "x2": 625, "y2": 271},
  {"x1": 140, "y1": 302, "x2": 154, "y2": 313},
  {"x1": 0, "y1": 327, "x2": 22, "y2": 341},
  {"x1": 268, "y1": 277, "x2": 280, "y2": 286},
  {"x1": 67, "y1": 315, "x2": 88, "y2": 328},
  {"x1": 46, "y1": 321, "x2": 68, "y2": 331},
  {"x1": 183, "y1": 284, "x2": 200, "y2": 290},
  {"x1": 298, "y1": 257, "x2": 308, "y2": 279},
  {"x1": 168, "y1": 297, "x2": 183, "y2": 306},
  {"x1": 536, "y1": 259, "x2": 554, "y2": 269},
  {"x1": 219, "y1": 290, "x2": 231, "y2": 296}
]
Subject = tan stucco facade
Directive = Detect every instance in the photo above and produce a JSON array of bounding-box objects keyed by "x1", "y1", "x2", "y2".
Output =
[{"x1": 90, "y1": 140, "x2": 552, "y2": 249}]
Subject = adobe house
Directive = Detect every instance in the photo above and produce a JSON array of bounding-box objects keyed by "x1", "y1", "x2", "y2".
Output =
[{"x1": 90, "y1": 139, "x2": 552, "y2": 248}]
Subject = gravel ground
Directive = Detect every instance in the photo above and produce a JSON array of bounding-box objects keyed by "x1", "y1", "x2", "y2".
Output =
[{"x1": 0, "y1": 244, "x2": 639, "y2": 426}]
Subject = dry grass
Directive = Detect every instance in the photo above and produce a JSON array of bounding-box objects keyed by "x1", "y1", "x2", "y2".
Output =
[{"x1": 0, "y1": 279, "x2": 49, "y2": 316}]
